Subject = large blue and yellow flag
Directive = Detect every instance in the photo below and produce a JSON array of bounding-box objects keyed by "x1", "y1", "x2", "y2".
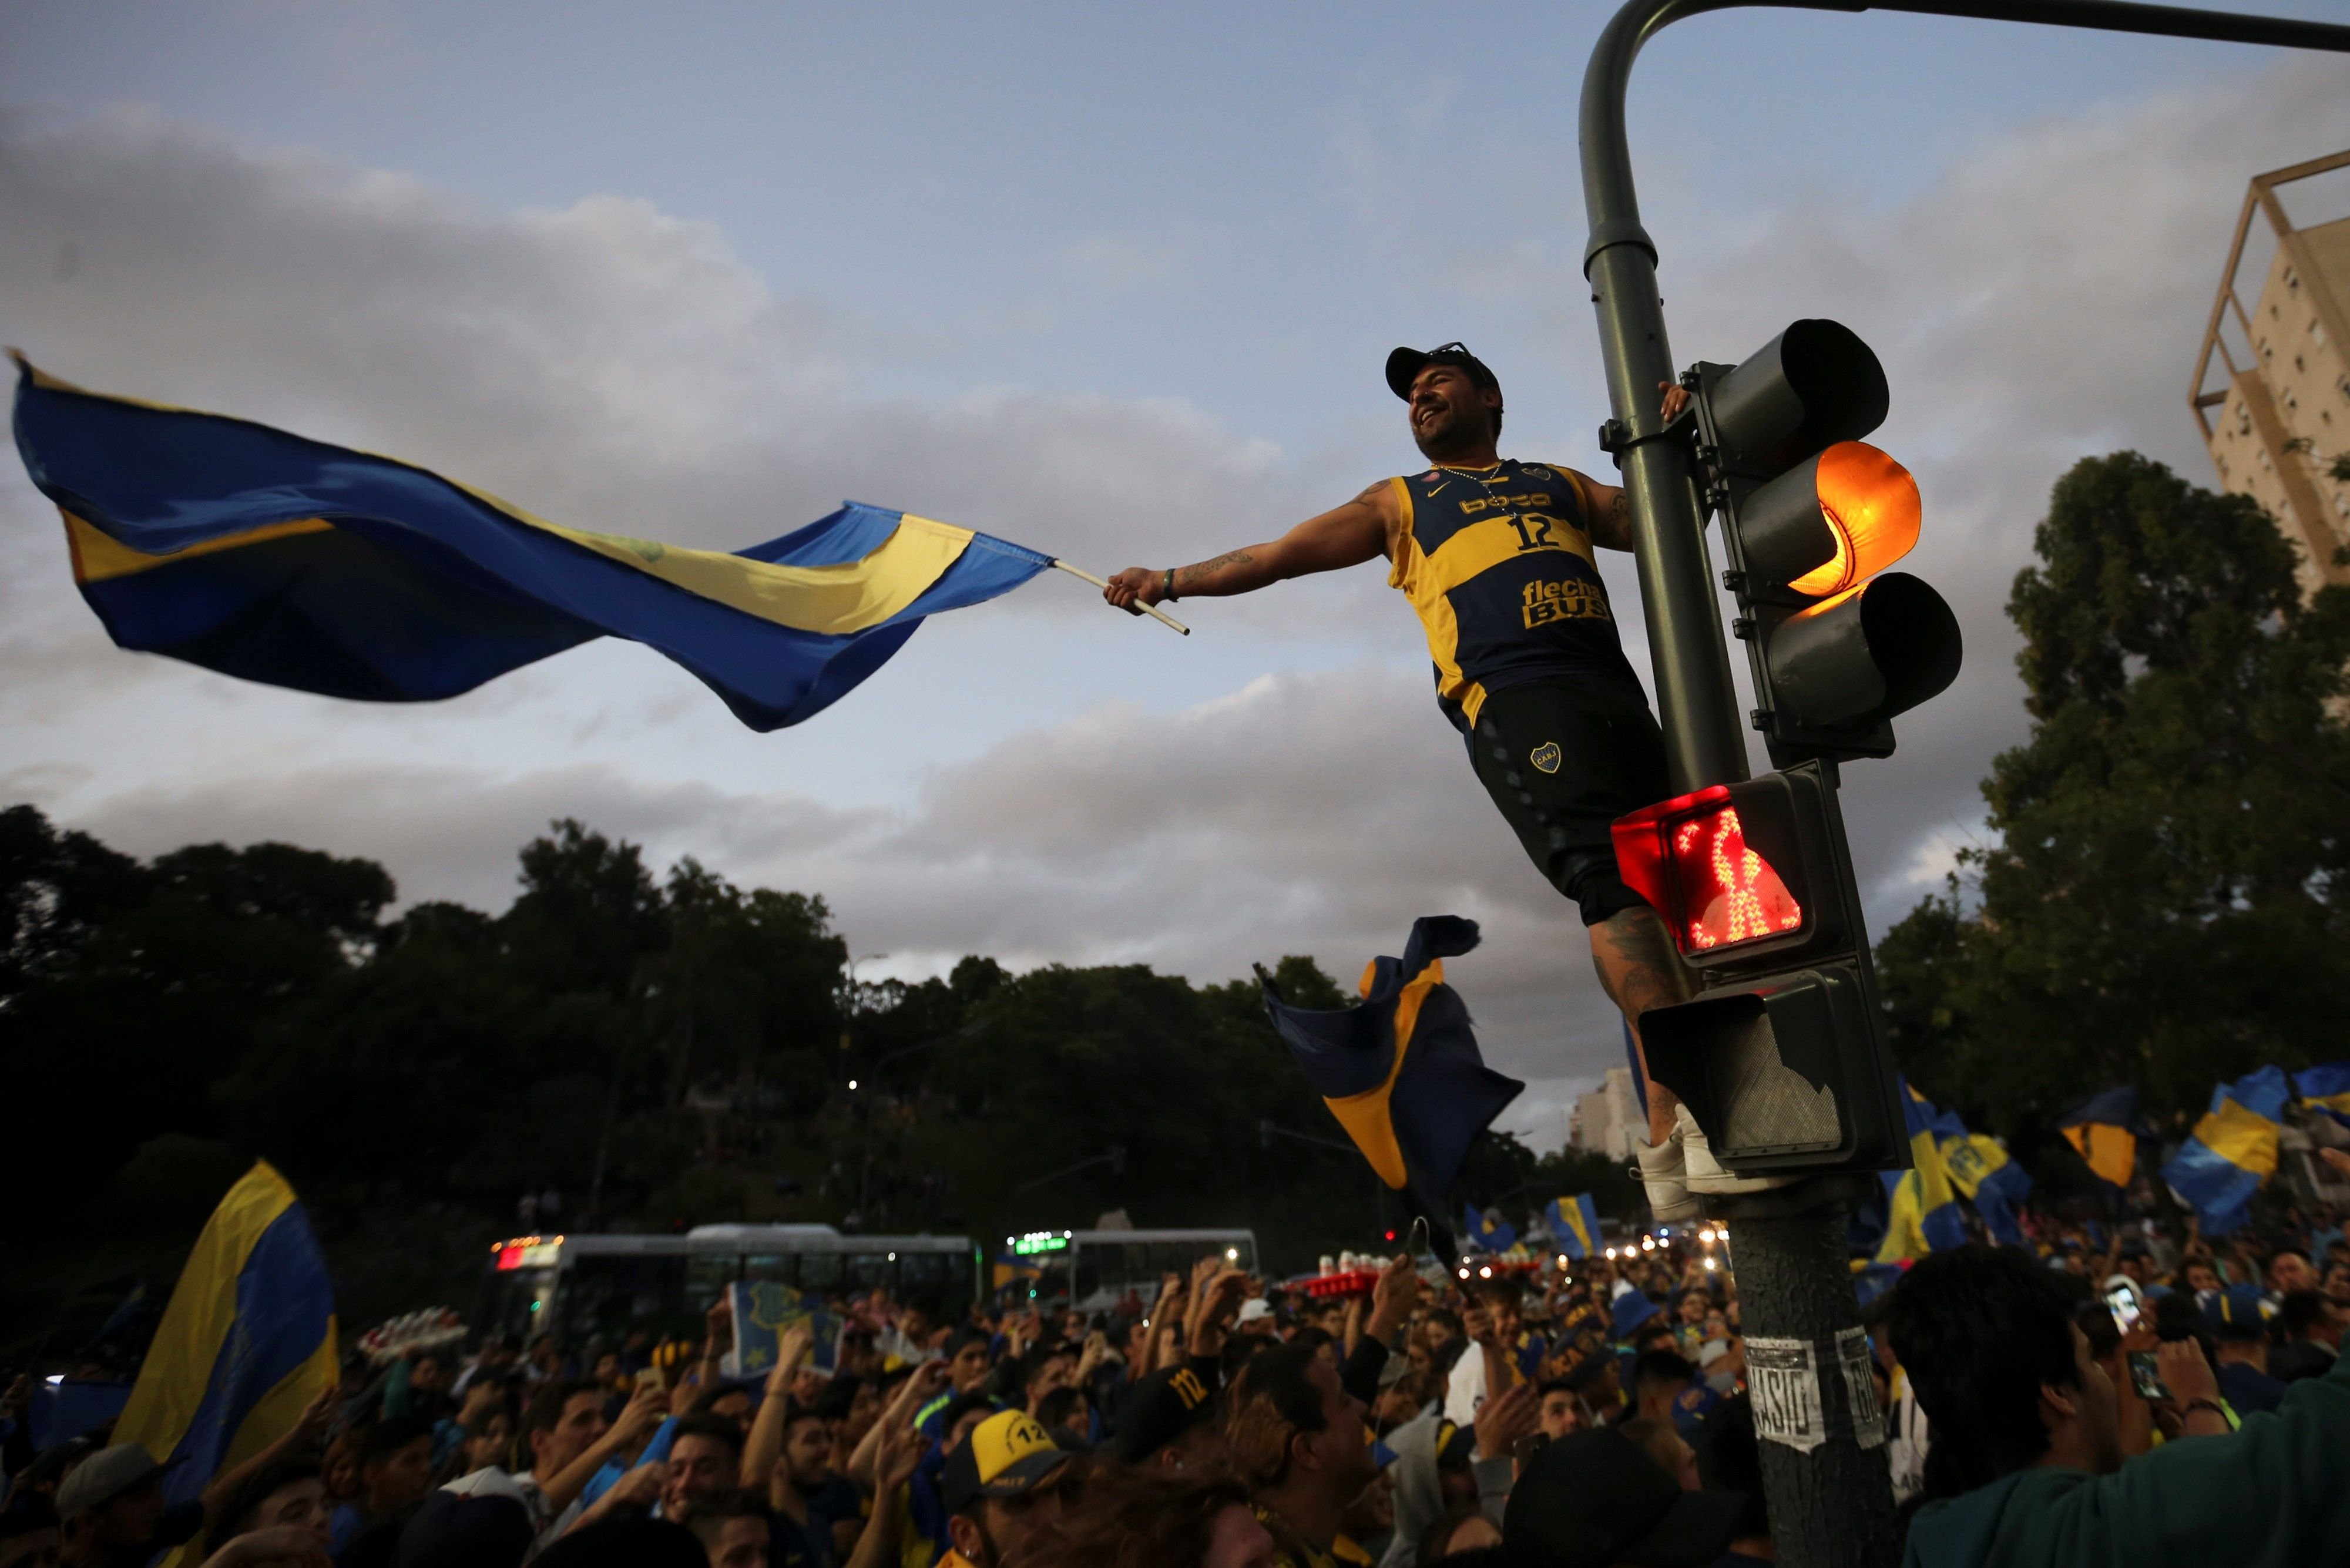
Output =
[
  {"x1": 115, "y1": 1161, "x2": 337, "y2": 1516},
  {"x1": 11, "y1": 358, "x2": 1053, "y2": 730},
  {"x1": 1874, "y1": 1080, "x2": 1967, "y2": 1264},
  {"x1": 2058, "y1": 1087, "x2": 2141, "y2": 1190},
  {"x1": 2161, "y1": 1066, "x2": 2289, "y2": 1236},
  {"x1": 1546, "y1": 1194, "x2": 1602, "y2": 1260},
  {"x1": 2294, "y1": 1063, "x2": 2350, "y2": 1129},
  {"x1": 1260, "y1": 916, "x2": 1522, "y2": 1258}
]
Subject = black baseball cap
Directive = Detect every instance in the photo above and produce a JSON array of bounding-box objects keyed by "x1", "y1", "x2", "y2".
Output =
[
  {"x1": 1112, "y1": 1365, "x2": 1220, "y2": 1465},
  {"x1": 1503, "y1": 1428, "x2": 1747, "y2": 1568},
  {"x1": 1385, "y1": 342, "x2": 1500, "y2": 401}
]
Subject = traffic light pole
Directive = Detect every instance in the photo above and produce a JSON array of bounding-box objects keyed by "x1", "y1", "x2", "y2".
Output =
[{"x1": 1579, "y1": 2, "x2": 2350, "y2": 1564}]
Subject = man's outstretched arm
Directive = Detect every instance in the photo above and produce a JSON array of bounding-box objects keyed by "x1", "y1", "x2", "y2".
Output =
[{"x1": 1102, "y1": 481, "x2": 1392, "y2": 609}]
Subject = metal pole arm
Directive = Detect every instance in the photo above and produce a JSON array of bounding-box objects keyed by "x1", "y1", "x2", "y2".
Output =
[
  {"x1": 1258, "y1": 1119, "x2": 1359, "y2": 1154},
  {"x1": 1012, "y1": 1147, "x2": 1123, "y2": 1195}
]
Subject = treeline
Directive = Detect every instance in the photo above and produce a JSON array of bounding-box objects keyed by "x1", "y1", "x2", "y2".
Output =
[
  {"x1": 1878, "y1": 452, "x2": 2350, "y2": 1175},
  {"x1": 1, "y1": 807, "x2": 1626, "y2": 1353}
]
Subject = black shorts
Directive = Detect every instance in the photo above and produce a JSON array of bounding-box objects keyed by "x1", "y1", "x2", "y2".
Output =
[{"x1": 1467, "y1": 676, "x2": 1671, "y2": 926}]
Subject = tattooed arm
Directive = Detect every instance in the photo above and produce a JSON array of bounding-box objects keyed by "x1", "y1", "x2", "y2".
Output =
[
  {"x1": 1583, "y1": 484, "x2": 1635, "y2": 552},
  {"x1": 1102, "y1": 481, "x2": 1394, "y2": 609}
]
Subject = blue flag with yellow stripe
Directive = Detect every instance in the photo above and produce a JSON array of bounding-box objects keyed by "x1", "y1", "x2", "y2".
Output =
[
  {"x1": 1260, "y1": 916, "x2": 1522, "y2": 1260},
  {"x1": 2295, "y1": 1063, "x2": 2350, "y2": 1129},
  {"x1": 1546, "y1": 1193, "x2": 1602, "y2": 1260},
  {"x1": 2161, "y1": 1066, "x2": 2288, "y2": 1236},
  {"x1": 114, "y1": 1161, "x2": 337, "y2": 1515},
  {"x1": 1874, "y1": 1080, "x2": 1968, "y2": 1263},
  {"x1": 1462, "y1": 1203, "x2": 1518, "y2": 1254},
  {"x1": 11, "y1": 358, "x2": 1053, "y2": 730}
]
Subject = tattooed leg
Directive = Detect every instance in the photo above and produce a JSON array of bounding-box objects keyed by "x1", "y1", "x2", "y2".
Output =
[{"x1": 1587, "y1": 904, "x2": 1690, "y2": 1147}]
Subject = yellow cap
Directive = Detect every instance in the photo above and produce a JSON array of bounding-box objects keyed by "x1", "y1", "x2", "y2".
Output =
[{"x1": 941, "y1": 1409, "x2": 1069, "y2": 1512}]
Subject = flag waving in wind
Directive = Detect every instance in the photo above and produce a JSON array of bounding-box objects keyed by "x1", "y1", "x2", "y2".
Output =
[
  {"x1": 2058, "y1": 1087, "x2": 2141, "y2": 1190},
  {"x1": 1260, "y1": 916, "x2": 1522, "y2": 1260},
  {"x1": 2161, "y1": 1066, "x2": 2289, "y2": 1236},
  {"x1": 11, "y1": 358, "x2": 1056, "y2": 730},
  {"x1": 1875, "y1": 1080, "x2": 1966, "y2": 1264},
  {"x1": 2295, "y1": 1063, "x2": 2350, "y2": 1129},
  {"x1": 1462, "y1": 1204, "x2": 1518, "y2": 1254},
  {"x1": 1546, "y1": 1194, "x2": 1602, "y2": 1260},
  {"x1": 114, "y1": 1161, "x2": 337, "y2": 1521}
]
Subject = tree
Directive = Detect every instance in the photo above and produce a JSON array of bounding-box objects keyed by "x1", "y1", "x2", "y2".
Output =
[{"x1": 1876, "y1": 453, "x2": 2350, "y2": 1146}]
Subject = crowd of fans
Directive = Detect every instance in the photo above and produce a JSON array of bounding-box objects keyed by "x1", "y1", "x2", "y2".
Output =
[{"x1": 5, "y1": 1188, "x2": 2350, "y2": 1568}]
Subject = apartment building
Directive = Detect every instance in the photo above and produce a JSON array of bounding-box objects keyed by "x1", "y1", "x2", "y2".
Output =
[{"x1": 2191, "y1": 150, "x2": 2350, "y2": 599}]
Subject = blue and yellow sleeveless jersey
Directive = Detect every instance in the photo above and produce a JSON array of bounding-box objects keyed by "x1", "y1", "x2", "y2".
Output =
[{"x1": 1384, "y1": 458, "x2": 1640, "y2": 730}]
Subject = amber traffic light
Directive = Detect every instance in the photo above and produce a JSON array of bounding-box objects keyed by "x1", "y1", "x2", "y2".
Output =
[{"x1": 1689, "y1": 319, "x2": 1960, "y2": 764}]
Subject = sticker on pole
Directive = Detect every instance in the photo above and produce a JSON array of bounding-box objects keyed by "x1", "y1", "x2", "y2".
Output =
[
  {"x1": 1835, "y1": 1326, "x2": 1886, "y2": 1450},
  {"x1": 1745, "y1": 1335, "x2": 1825, "y2": 1453}
]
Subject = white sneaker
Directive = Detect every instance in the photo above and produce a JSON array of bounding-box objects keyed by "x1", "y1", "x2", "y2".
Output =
[
  {"x1": 1636, "y1": 1136, "x2": 1701, "y2": 1223},
  {"x1": 1675, "y1": 1103, "x2": 1800, "y2": 1196}
]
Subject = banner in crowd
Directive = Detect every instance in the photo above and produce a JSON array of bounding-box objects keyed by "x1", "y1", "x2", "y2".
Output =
[
  {"x1": 722, "y1": 1281, "x2": 841, "y2": 1380},
  {"x1": 10, "y1": 357, "x2": 1055, "y2": 731},
  {"x1": 113, "y1": 1161, "x2": 338, "y2": 1530},
  {"x1": 2161, "y1": 1065, "x2": 2289, "y2": 1236},
  {"x1": 1260, "y1": 915, "x2": 1522, "y2": 1261}
]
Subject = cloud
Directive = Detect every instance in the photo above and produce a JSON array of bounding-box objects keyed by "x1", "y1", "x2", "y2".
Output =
[
  {"x1": 8, "y1": 60, "x2": 2350, "y2": 1148},
  {"x1": 0, "y1": 107, "x2": 1323, "y2": 580}
]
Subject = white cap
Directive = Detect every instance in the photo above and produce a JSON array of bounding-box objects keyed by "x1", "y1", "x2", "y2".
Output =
[
  {"x1": 1236, "y1": 1298, "x2": 1274, "y2": 1324},
  {"x1": 441, "y1": 1467, "x2": 533, "y2": 1506}
]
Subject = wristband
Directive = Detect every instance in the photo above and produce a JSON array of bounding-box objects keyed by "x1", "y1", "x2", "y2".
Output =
[
  {"x1": 2184, "y1": 1398, "x2": 2228, "y2": 1422},
  {"x1": 1161, "y1": 568, "x2": 1178, "y2": 602}
]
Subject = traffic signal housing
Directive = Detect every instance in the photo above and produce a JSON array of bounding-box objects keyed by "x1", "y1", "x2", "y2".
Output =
[
  {"x1": 1612, "y1": 762, "x2": 1908, "y2": 1174},
  {"x1": 1689, "y1": 319, "x2": 1962, "y2": 765}
]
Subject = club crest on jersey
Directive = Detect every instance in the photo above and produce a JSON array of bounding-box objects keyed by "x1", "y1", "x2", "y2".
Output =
[{"x1": 1530, "y1": 741, "x2": 1562, "y2": 774}]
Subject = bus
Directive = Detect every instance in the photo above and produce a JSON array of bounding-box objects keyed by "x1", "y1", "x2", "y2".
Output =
[
  {"x1": 481, "y1": 1225, "x2": 976, "y2": 1343},
  {"x1": 1001, "y1": 1228, "x2": 1259, "y2": 1312}
]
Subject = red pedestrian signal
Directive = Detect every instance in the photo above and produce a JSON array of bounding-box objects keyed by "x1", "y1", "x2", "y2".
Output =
[
  {"x1": 1614, "y1": 763, "x2": 1906, "y2": 1174},
  {"x1": 1614, "y1": 786, "x2": 1805, "y2": 958}
]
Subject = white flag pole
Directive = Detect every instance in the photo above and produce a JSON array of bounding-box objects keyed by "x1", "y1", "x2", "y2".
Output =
[{"x1": 1050, "y1": 560, "x2": 1191, "y2": 636}]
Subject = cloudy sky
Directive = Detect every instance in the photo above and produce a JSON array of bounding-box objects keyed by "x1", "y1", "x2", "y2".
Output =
[{"x1": 4, "y1": 2, "x2": 2347, "y2": 1149}]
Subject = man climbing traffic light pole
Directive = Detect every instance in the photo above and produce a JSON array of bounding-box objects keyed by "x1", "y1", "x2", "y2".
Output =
[{"x1": 1102, "y1": 344, "x2": 1781, "y2": 1223}]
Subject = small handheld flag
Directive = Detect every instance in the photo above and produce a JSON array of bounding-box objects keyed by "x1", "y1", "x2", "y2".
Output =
[
  {"x1": 11, "y1": 357, "x2": 1076, "y2": 730},
  {"x1": 1260, "y1": 915, "x2": 1522, "y2": 1261}
]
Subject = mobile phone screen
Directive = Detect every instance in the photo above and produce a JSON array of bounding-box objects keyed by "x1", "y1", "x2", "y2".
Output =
[
  {"x1": 2106, "y1": 1285, "x2": 2141, "y2": 1335},
  {"x1": 2126, "y1": 1349, "x2": 2170, "y2": 1402}
]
